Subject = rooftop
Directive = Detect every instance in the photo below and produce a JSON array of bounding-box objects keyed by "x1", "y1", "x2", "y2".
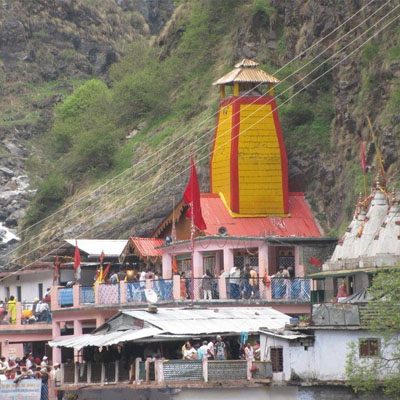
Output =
[{"x1": 213, "y1": 58, "x2": 280, "y2": 86}]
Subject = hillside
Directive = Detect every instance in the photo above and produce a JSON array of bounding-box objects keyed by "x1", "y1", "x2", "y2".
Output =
[{"x1": 1, "y1": 0, "x2": 399, "y2": 267}]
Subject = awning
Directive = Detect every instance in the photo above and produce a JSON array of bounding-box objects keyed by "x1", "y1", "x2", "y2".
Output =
[
  {"x1": 48, "y1": 328, "x2": 163, "y2": 350},
  {"x1": 307, "y1": 265, "x2": 397, "y2": 279}
]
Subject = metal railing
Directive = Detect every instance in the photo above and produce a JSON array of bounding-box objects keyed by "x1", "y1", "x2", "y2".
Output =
[
  {"x1": 126, "y1": 281, "x2": 146, "y2": 303},
  {"x1": 271, "y1": 278, "x2": 311, "y2": 300},
  {"x1": 21, "y1": 301, "x2": 51, "y2": 324},
  {"x1": 61, "y1": 358, "x2": 272, "y2": 386},
  {"x1": 58, "y1": 287, "x2": 73, "y2": 307},
  {"x1": 151, "y1": 279, "x2": 173, "y2": 301},
  {"x1": 79, "y1": 286, "x2": 95, "y2": 305},
  {"x1": 98, "y1": 283, "x2": 120, "y2": 304}
]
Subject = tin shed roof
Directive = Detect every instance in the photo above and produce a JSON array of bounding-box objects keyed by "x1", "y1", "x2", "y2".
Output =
[{"x1": 65, "y1": 239, "x2": 127, "y2": 258}]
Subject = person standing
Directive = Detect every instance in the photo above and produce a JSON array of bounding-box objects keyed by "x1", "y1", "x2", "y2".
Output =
[
  {"x1": 183, "y1": 342, "x2": 197, "y2": 360},
  {"x1": 229, "y1": 266, "x2": 240, "y2": 299},
  {"x1": 207, "y1": 338, "x2": 216, "y2": 359},
  {"x1": 215, "y1": 336, "x2": 226, "y2": 360},
  {"x1": 244, "y1": 342, "x2": 254, "y2": 361},
  {"x1": 8, "y1": 296, "x2": 16, "y2": 325},
  {"x1": 201, "y1": 270, "x2": 212, "y2": 300}
]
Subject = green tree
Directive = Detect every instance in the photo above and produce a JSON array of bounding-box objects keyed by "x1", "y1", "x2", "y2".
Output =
[{"x1": 346, "y1": 269, "x2": 400, "y2": 397}]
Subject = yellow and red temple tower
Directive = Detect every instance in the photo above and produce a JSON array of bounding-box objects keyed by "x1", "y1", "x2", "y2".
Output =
[{"x1": 210, "y1": 59, "x2": 288, "y2": 216}]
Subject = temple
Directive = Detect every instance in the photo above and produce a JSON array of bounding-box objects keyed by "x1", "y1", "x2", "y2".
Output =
[
  {"x1": 0, "y1": 60, "x2": 336, "y2": 367},
  {"x1": 310, "y1": 180, "x2": 400, "y2": 301},
  {"x1": 210, "y1": 59, "x2": 288, "y2": 216}
]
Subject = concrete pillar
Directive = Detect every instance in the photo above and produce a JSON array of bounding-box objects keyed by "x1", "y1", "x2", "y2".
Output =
[
  {"x1": 96, "y1": 314, "x2": 106, "y2": 328},
  {"x1": 154, "y1": 360, "x2": 164, "y2": 384},
  {"x1": 162, "y1": 253, "x2": 172, "y2": 279},
  {"x1": 50, "y1": 286, "x2": 59, "y2": 311},
  {"x1": 52, "y1": 322, "x2": 62, "y2": 364},
  {"x1": 94, "y1": 282, "x2": 100, "y2": 304},
  {"x1": 16, "y1": 302, "x2": 22, "y2": 326},
  {"x1": 173, "y1": 275, "x2": 180, "y2": 300},
  {"x1": 120, "y1": 281, "x2": 127, "y2": 304},
  {"x1": 74, "y1": 320, "x2": 83, "y2": 362},
  {"x1": 223, "y1": 247, "x2": 234, "y2": 273},
  {"x1": 295, "y1": 246, "x2": 304, "y2": 277},
  {"x1": 193, "y1": 249, "x2": 203, "y2": 278},
  {"x1": 258, "y1": 242, "x2": 271, "y2": 300},
  {"x1": 135, "y1": 358, "x2": 141, "y2": 383},
  {"x1": 73, "y1": 285, "x2": 80, "y2": 308},
  {"x1": 218, "y1": 275, "x2": 227, "y2": 300},
  {"x1": 202, "y1": 357, "x2": 208, "y2": 382}
]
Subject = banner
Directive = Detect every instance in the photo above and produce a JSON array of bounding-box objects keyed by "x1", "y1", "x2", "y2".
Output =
[{"x1": 0, "y1": 379, "x2": 41, "y2": 400}]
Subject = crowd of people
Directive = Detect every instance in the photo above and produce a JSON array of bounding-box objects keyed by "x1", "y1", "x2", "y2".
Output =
[
  {"x1": 0, "y1": 288, "x2": 52, "y2": 325},
  {"x1": 181, "y1": 336, "x2": 261, "y2": 362},
  {"x1": 0, "y1": 353, "x2": 62, "y2": 399}
]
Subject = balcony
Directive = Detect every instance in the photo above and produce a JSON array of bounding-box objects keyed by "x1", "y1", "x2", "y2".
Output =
[
  {"x1": 51, "y1": 277, "x2": 312, "y2": 312},
  {"x1": 60, "y1": 358, "x2": 272, "y2": 388},
  {"x1": 0, "y1": 301, "x2": 52, "y2": 331}
]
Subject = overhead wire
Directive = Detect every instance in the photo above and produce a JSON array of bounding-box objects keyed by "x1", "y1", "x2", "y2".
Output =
[
  {"x1": 1, "y1": 4, "x2": 398, "y2": 282},
  {"x1": 8, "y1": 0, "x2": 383, "y2": 243},
  {"x1": 2, "y1": 0, "x2": 393, "y2": 260}
]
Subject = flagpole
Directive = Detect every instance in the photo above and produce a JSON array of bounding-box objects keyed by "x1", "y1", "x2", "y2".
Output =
[{"x1": 190, "y1": 188, "x2": 195, "y2": 306}]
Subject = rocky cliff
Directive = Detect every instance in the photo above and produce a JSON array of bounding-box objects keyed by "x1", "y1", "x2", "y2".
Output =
[
  {"x1": 0, "y1": 0, "x2": 399, "y2": 267},
  {"x1": 0, "y1": 0, "x2": 174, "y2": 264}
]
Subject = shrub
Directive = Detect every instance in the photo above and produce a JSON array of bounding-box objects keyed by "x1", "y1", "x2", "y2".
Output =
[{"x1": 24, "y1": 173, "x2": 67, "y2": 227}]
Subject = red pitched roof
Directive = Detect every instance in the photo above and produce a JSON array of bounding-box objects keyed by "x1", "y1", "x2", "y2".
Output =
[
  {"x1": 129, "y1": 237, "x2": 164, "y2": 258},
  {"x1": 199, "y1": 193, "x2": 321, "y2": 237}
]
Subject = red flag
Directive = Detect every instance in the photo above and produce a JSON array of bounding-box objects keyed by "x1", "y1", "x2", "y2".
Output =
[
  {"x1": 183, "y1": 156, "x2": 207, "y2": 231},
  {"x1": 102, "y1": 263, "x2": 111, "y2": 282},
  {"x1": 172, "y1": 256, "x2": 178, "y2": 274},
  {"x1": 310, "y1": 257, "x2": 322, "y2": 267},
  {"x1": 99, "y1": 251, "x2": 105, "y2": 266},
  {"x1": 73, "y1": 243, "x2": 81, "y2": 270},
  {"x1": 360, "y1": 141, "x2": 366, "y2": 174}
]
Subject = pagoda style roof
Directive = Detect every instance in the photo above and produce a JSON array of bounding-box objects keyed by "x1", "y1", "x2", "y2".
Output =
[{"x1": 212, "y1": 58, "x2": 280, "y2": 86}]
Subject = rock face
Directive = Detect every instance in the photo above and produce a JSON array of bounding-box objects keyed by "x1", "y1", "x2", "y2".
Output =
[
  {"x1": 1, "y1": 0, "x2": 399, "y2": 265},
  {"x1": 0, "y1": 0, "x2": 174, "y2": 265}
]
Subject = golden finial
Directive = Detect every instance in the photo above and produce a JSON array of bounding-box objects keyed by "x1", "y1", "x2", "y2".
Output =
[{"x1": 375, "y1": 173, "x2": 380, "y2": 188}]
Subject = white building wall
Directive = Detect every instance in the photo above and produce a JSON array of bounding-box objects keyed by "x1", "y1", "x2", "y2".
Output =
[
  {"x1": 262, "y1": 329, "x2": 398, "y2": 382},
  {"x1": 1, "y1": 270, "x2": 53, "y2": 302}
]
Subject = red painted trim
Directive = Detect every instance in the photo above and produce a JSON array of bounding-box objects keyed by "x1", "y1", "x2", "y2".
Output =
[
  {"x1": 229, "y1": 95, "x2": 289, "y2": 214},
  {"x1": 271, "y1": 98, "x2": 289, "y2": 213},
  {"x1": 230, "y1": 98, "x2": 240, "y2": 212}
]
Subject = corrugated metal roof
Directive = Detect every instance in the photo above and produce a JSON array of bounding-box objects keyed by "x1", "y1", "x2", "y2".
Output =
[
  {"x1": 65, "y1": 239, "x2": 127, "y2": 257},
  {"x1": 49, "y1": 328, "x2": 162, "y2": 350},
  {"x1": 122, "y1": 307, "x2": 290, "y2": 335},
  {"x1": 199, "y1": 193, "x2": 321, "y2": 237},
  {"x1": 49, "y1": 307, "x2": 291, "y2": 349},
  {"x1": 130, "y1": 237, "x2": 164, "y2": 258},
  {"x1": 213, "y1": 64, "x2": 280, "y2": 86}
]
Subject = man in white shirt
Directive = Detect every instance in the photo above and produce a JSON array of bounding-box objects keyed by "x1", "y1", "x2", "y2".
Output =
[
  {"x1": 183, "y1": 342, "x2": 197, "y2": 360},
  {"x1": 207, "y1": 338, "x2": 216, "y2": 359}
]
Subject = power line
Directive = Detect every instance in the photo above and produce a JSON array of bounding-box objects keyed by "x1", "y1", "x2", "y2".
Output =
[
  {"x1": 11, "y1": 0, "x2": 382, "y2": 239},
  {"x1": 1, "y1": 8, "x2": 397, "y2": 283},
  {"x1": 3, "y1": 0, "x2": 393, "y2": 260}
]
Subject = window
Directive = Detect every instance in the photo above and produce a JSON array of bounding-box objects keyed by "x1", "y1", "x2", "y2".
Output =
[
  {"x1": 359, "y1": 338, "x2": 380, "y2": 357},
  {"x1": 17, "y1": 286, "x2": 22, "y2": 302},
  {"x1": 177, "y1": 258, "x2": 191, "y2": 274},
  {"x1": 38, "y1": 283, "x2": 43, "y2": 300},
  {"x1": 203, "y1": 256, "x2": 216, "y2": 275},
  {"x1": 270, "y1": 347, "x2": 283, "y2": 372}
]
